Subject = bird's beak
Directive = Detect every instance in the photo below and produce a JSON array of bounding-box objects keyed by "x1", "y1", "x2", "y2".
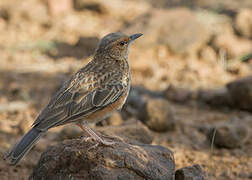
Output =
[{"x1": 129, "y1": 33, "x2": 143, "y2": 42}]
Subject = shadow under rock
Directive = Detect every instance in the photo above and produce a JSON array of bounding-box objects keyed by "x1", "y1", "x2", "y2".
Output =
[
  {"x1": 46, "y1": 36, "x2": 99, "y2": 60},
  {"x1": 0, "y1": 70, "x2": 71, "y2": 110}
]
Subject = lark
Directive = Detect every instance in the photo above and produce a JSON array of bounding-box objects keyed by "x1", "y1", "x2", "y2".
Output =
[{"x1": 5, "y1": 32, "x2": 142, "y2": 165}]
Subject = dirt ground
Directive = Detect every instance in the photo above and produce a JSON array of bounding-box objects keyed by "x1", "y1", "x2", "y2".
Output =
[{"x1": 0, "y1": 0, "x2": 251, "y2": 179}]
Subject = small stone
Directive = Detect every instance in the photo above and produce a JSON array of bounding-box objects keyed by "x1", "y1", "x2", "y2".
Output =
[
  {"x1": 164, "y1": 85, "x2": 193, "y2": 103},
  {"x1": 207, "y1": 123, "x2": 249, "y2": 149},
  {"x1": 175, "y1": 164, "x2": 207, "y2": 180},
  {"x1": 144, "y1": 98, "x2": 175, "y2": 132},
  {"x1": 197, "y1": 88, "x2": 232, "y2": 107},
  {"x1": 227, "y1": 76, "x2": 252, "y2": 111}
]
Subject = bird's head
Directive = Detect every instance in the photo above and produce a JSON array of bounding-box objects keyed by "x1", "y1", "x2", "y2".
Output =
[{"x1": 95, "y1": 32, "x2": 142, "y2": 60}]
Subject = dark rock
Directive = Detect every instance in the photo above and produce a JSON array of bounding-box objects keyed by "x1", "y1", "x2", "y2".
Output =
[
  {"x1": 30, "y1": 137, "x2": 175, "y2": 180},
  {"x1": 207, "y1": 123, "x2": 249, "y2": 149},
  {"x1": 175, "y1": 164, "x2": 207, "y2": 180},
  {"x1": 196, "y1": 77, "x2": 252, "y2": 111},
  {"x1": 226, "y1": 76, "x2": 252, "y2": 111},
  {"x1": 164, "y1": 85, "x2": 194, "y2": 103},
  {"x1": 143, "y1": 98, "x2": 175, "y2": 132},
  {"x1": 197, "y1": 88, "x2": 233, "y2": 107}
]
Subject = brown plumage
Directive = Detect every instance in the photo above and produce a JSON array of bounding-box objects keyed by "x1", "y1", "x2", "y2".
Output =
[{"x1": 5, "y1": 32, "x2": 142, "y2": 165}]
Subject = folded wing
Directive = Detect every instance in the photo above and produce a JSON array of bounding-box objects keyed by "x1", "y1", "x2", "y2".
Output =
[{"x1": 33, "y1": 71, "x2": 126, "y2": 131}]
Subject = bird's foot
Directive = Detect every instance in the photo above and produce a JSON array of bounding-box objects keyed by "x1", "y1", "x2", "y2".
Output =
[
  {"x1": 81, "y1": 135, "x2": 115, "y2": 150},
  {"x1": 77, "y1": 123, "x2": 115, "y2": 150},
  {"x1": 87, "y1": 137, "x2": 115, "y2": 151},
  {"x1": 81, "y1": 136, "x2": 92, "y2": 143},
  {"x1": 98, "y1": 138, "x2": 115, "y2": 146}
]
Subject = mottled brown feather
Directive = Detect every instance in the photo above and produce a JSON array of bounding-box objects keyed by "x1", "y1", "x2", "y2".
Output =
[{"x1": 33, "y1": 55, "x2": 130, "y2": 131}]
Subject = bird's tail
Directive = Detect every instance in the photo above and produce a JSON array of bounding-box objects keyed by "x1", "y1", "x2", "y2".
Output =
[{"x1": 5, "y1": 127, "x2": 44, "y2": 165}]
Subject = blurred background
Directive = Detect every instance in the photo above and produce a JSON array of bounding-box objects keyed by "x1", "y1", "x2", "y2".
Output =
[{"x1": 0, "y1": 0, "x2": 251, "y2": 179}]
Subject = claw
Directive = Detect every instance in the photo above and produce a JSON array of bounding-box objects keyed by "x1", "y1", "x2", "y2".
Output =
[
  {"x1": 87, "y1": 142, "x2": 99, "y2": 151},
  {"x1": 81, "y1": 136, "x2": 92, "y2": 143}
]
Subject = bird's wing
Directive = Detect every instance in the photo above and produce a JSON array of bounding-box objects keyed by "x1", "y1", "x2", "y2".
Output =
[{"x1": 33, "y1": 69, "x2": 127, "y2": 131}]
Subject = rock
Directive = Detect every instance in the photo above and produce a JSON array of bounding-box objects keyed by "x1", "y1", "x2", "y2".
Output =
[
  {"x1": 175, "y1": 164, "x2": 207, "y2": 180},
  {"x1": 235, "y1": 9, "x2": 252, "y2": 38},
  {"x1": 125, "y1": 8, "x2": 210, "y2": 55},
  {"x1": 143, "y1": 98, "x2": 175, "y2": 132},
  {"x1": 197, "y1": 88, "x2": 233, "y2": 107},
  {"x1": 164, "y1": 85, "x2": 194, "y2": 103},
  {"x1": 197, "y1": 77, "x2": 252, "y2": 111},
  {"x1": 30, "y1": 138, "x2": 175, "y2": 180},
  {"x1": 98, "y1": 119, "x2": 154, "y2": 144},
  {"x1": 207, "y1": 123, "x2": 249, "y2": 149},
  {"x1": 226, "y1": 76, "x2": 252, "y2": 111}
]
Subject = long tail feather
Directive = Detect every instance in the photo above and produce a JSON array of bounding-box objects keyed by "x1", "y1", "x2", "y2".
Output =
[{"x1": 5, "y1": 128, "x2": 44, "y2": 165}]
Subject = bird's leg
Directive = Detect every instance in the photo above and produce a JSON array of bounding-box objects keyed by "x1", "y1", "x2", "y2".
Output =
[{"x1": 77, "y1": 123, "x2": 115, "y2": 147}]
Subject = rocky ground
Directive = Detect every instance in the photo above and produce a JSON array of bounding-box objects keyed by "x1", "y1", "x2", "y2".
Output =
[{"x1": 0, "y1": 0, "x2": 251, "y2": 179}]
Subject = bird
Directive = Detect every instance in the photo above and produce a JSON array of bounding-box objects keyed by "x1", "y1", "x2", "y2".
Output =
[{"x1": 5, "y1": 32, "x2": 142, "y2": 165}]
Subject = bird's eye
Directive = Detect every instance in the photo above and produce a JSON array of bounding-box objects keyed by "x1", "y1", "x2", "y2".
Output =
[{"x1": 119, "y1": 41, "x2": 126, "y2": 46}]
